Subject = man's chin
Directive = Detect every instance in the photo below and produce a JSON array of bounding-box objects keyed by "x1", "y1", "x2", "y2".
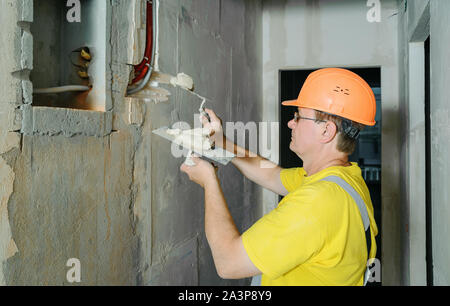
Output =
[
  {"x1": 289, "y1": 142, "x2": 302, "y2": 158},
  {"x1": 289, "y1": 141, "x2": 295, "y2": 152}
]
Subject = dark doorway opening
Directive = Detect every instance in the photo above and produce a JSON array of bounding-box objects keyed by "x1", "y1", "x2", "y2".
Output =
[
  {"x1": 424, "y1": 36, "x2": 433, "y2": 286},
  {"x1": 279, "y1": 67, "x2": 382, "y2": 284}
]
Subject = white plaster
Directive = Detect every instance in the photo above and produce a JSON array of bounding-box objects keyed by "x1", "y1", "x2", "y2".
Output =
[
  {"x1": 169, "y1": 73, "x2": 194, "y2": 90},
  {"x1": 0, "y1": 157, "x2": 18, "y2": 285},
  {"x1": 167, "y1": 128, "x2": 213, "y2": 152}
]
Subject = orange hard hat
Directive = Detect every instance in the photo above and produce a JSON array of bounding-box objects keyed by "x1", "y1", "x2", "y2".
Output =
[{"x1": 282, "y1": 68, "x2": 376, "y2": 126}]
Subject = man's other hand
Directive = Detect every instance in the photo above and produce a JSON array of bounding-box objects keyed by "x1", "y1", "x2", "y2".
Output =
[{"x1": 180, "y1": 155, "x2": 218, "y2": 188}]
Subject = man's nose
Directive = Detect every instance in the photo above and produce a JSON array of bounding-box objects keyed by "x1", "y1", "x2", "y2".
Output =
[{"x1": 287, "y1": 119, "x2": 296, "y2": 130}]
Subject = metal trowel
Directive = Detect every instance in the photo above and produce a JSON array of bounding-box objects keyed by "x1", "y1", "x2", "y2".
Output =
[{"x1": 152, "y1": 127, "x2": 235, "y2": 165}]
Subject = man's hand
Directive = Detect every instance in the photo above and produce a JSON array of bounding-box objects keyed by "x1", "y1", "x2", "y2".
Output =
[
  {"x1": 180, "y1": 155, "x2": 218, "y2": 188},
  {"x1": 201, "y1": 108, "x2": 225, "y2": 148}
]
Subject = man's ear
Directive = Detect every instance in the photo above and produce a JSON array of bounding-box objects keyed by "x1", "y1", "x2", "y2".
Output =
[{"x1": 320, "y1": 121, "x2": 338, "y2": 143}]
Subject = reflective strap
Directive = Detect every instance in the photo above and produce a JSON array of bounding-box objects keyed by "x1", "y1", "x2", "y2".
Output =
[
  {"x1": 321, "y1": 175, "x2": 372, "y2": 285},
  {"x1": 321, "y1": 176, "x2": 370, "y2": 231},
  {"x1": 250, "y1": 274, "x2": 261, "y2": 286}
]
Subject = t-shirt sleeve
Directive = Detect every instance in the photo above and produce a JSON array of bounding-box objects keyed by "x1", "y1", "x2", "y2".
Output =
[
  {"x1": 280, "y1": 167, "x2": 306, "y2": 193},
  {"x1": 242, "y1": 187, "x2": 325, "y2": 280}
]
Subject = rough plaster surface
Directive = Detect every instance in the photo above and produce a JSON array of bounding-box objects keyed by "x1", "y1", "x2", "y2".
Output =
[
  {"x1": 1, "y1": 0, "x2": 262, "y2": 285},
  {"x1": 0, "y1": 0, "x2": 31, "y2": 285},
  {"x1": 4, "y1": 133, "x2": 139, "y2": 285},
  {"x1": 21, "y1": 106, "x2": 112, "y2": 137},
  {"x1": 139, "y1": 0, "x2": 263, "y2": 285},
  {"x1": 0, "y1": 0, "x2": 32, "y2": 131},
  {"x1": 0, "y1": 132, "x2": 20, "y2": 285}
]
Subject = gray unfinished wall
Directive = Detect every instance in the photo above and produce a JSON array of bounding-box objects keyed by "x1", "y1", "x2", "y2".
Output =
[
  {"x1": 260, "y1": 0, "x2": 402, "y2": 285},
  {"x1": 398, "y1": 0, "x2": 429, "y2": 286},
  {"x1": 0, "y1": 0, "x2": 262, "y2": 285},
  {"x1": 399, "y1": 0, "x2": 450, "y2": 286},
  {"x1": 429, "y1": 0, "x2": 450, "y2": 286},
  {"x1": 141, "y1": 0, "x2": 263, "y2": 285}
]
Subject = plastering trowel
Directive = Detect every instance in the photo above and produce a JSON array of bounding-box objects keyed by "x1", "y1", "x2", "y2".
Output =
[
  {"x1": 152, "y1": 126, "x2": 235, "y2": 166},
  {"x1": 150, "y1": 71, "x2": 232, "y2": 165}
]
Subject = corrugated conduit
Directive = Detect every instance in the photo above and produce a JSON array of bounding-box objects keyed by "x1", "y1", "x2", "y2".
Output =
[{"x1": 127, "y1": 0, "x2": 157, "y2": 96}]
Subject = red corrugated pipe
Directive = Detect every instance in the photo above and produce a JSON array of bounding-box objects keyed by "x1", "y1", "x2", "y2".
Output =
[{"x1": 131, "y1": 1, "x2": 153, "y2": 85}]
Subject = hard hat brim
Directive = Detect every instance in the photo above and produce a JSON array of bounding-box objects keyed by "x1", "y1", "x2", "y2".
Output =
[
  {"x1": 282, "y1": 98, "x2": 376, "y2": 126},
  {"x1": 282, "y1": 99, "x2": 299, "y2": 107}
]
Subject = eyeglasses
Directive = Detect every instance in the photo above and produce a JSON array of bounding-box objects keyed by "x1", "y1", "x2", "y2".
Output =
[{"x1": 293, "y1": 112, "x2": 326, "y2": 124}]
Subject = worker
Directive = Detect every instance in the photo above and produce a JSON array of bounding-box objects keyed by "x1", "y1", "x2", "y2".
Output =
[{"x1": 180, "y1": 68, "x2": 378, "y2": 286}]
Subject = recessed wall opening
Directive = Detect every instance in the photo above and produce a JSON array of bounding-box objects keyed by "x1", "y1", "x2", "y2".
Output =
[
  {"x1": 279, "y1": 67, "x2": 382, "y2": 284},
  {"x1": 31, "y1": 0, "x2": 109, "y2": 112}
]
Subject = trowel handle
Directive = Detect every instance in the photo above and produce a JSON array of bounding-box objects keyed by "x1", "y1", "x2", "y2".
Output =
[
  {"x1": 184, "y1": 150, "x2": 196, "y2": 166},
  {"x1": 200, "y1": 108, "x2": 211, "y2": 123}
]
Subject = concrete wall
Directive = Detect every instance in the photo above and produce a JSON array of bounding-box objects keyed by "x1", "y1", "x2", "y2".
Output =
[
  {"x1": 141, "y1": 0, "x2": 263, "y2": 286},
  {"x1": 0, "y1": 0, "x2": 262, "y2": 285},
  {"x1": 397, "y1": 0, "x2": 429, "y2": 286},
  {"x1": 399, "y1": 0, "x2": 450, "y2": 286},
  {"x1": 429, "y1": 0, "x2": 450, "y2": 285},
  {"x1": 261, "y1": 0, "x2": 402, "y2": 285}
]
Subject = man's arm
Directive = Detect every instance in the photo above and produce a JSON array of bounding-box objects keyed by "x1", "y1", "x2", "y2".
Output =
[
  {"x1": 225, "y1": 136, "x2": 288, "y2": 197},
  {"x1": 203, "y1": 175, "x2": 262, "y2": 279},
  {"x1": 180, "y1": 157, "x2": 261, "y2": 279}
]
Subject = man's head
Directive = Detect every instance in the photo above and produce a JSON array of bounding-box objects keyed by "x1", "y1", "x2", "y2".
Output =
[
  {"x1": 283, "y1": 68, "x2": 376, "y2": 160},
  {"x1": 287, "y1": 107, "x2": 366, "y2": 158}
]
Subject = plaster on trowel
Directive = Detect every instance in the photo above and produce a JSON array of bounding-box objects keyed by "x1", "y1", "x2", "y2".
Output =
[
  {"x1": 152, "y1": 126, "x2": 234, "y2": 166},
  {"x1": 151, "y1": 73, "x2": 233, "y2": 165}
]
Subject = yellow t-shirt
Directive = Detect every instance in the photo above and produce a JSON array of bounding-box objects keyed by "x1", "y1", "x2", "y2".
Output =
[{"x1": 242, "y1": 163, "x2": 378, "y2": 286}]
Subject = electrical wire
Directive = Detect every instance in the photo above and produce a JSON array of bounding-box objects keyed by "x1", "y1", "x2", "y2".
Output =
[
  {"x1": 127, "y1": 0, "x2": 157, "y2": 95},
  {"x1": 127, "y1": 65, "x2": 153, "y2": 95},
  {"x1": 131, "y1": 0, "x2": 153, "y2": 84},
  {"x1": 133, "y1": 1, "x2": 152, "y2": 72},
  {"x1": 133, "y1": 1, "x2": 153, "y2": 76},
  {"x1": 33, "y1": 85, "x2": 90, "y2": 94}
]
